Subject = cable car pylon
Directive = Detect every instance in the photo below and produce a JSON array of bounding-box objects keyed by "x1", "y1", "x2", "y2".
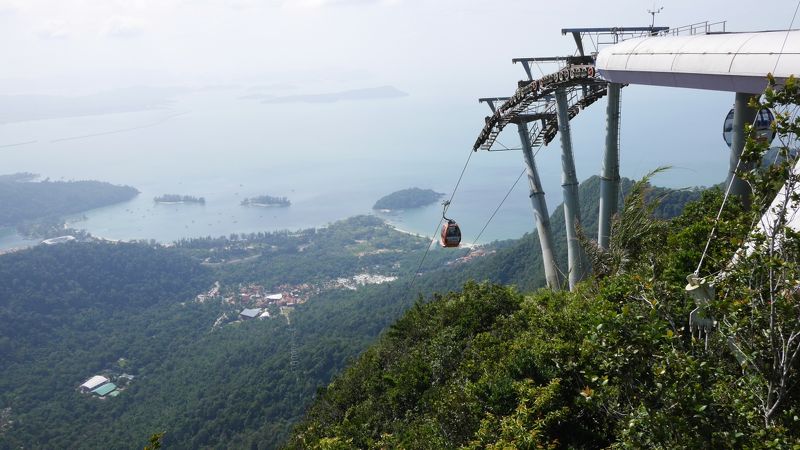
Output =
[
  {"x1": 472, "y1": 27, "x2": 674, "y2": 291},
  {"x1": 598, "y1": 82, "x2": 621, "y2": 250},
  {"x1": 481, "y1": 95, "x2": 562, "y2": 290}
]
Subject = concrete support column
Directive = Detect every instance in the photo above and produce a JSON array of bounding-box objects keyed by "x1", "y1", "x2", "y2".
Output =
[
  {"x1": 598, "y1": 83, "x2": 621, "y2": 249},
  {"x1": 728, "y1": 92, "x2": 758, "y2": 210},
  {"x1": 517, "y1": 121, "x2": 561, "y2": 290},
  {"x1": 555, "y1": 88, "x2": 588, "y2": 290}
]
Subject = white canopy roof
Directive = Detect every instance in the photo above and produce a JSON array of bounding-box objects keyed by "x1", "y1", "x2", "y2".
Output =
[
  {"x1": 240, "y1": 308, "x2": 261, "y2": 318},
  {"x1": 81, "y1": 375, "x2": 109, "y2": 390},
  {"x1": 596, "y1": 30, "x2": 800, "y2": 93}
]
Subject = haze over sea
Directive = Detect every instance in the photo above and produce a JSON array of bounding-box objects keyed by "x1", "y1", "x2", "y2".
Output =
[{"x1": 0, "y1": 83, "x2": 733, "y2": 251}]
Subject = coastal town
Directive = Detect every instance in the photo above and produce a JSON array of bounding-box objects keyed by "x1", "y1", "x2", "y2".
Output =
[{"x1": 195, "y1": 271, "x2": 400, "y2": 329}]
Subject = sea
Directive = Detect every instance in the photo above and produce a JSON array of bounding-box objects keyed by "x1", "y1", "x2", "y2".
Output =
[{"x1": 0, "y1": 85, "x2": 734, "y2": 252}]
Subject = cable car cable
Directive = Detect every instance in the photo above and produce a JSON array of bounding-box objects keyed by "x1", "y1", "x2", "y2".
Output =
[
  {"x1": 496, "y1": 140, "x2": 512, "y2": 150},
  {"x1": 471, "y1": 138, "x2": 547, "y2": 245},
  {"x1": 774, "y1": 0, "x2": 800, "y2": 75},
  {"x1": 408, "y1": 218, "x2": 445, "y2": 290},
  {"x1": 694, "y1": 160, "x2": 741, "y2": 276},
  {"x1": 695, "y1": 108, "x2": 789, "y2": 277},
  {"x1": 408, "y1": 148, "x2": 475, "y2": 290},
  {"x1": 472, "y1": 168, "x2": 526, "y2": 246},
  {"x1": 696, "y1": 1, "x2": 800, "y2": 277}
]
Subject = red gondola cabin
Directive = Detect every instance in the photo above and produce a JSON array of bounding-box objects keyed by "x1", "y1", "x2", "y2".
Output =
[{"x1": 440, "y1": 219, "x2": 461, "y2": 248}]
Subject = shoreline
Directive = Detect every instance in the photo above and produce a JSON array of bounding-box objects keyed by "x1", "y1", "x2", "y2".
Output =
[{"x1": 0, "y1": 213, "x2": 482, "y2": 253}]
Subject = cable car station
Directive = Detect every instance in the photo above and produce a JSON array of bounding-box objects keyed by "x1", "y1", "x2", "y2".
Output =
[{"x1": 471, "y1": 22, "x2": 798, "y2": 291}]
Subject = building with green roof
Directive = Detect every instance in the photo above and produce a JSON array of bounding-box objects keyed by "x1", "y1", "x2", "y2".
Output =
[{"x1": 92, "y1": 383, "x2": 117, "y2": 397}]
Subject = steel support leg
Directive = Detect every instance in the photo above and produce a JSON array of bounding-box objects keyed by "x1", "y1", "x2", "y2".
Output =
[
  {"x1": 728, "y1": 92, "x2": 758, "y2": 210},
  {"x1": 598, "y1": 83, "x2": 621, "y2": 249},
  {"x1": 517, "y1": 122, "x2": 561, "y2": 290},
  {"x1": 555, "y1": 88, "x2": 588, "y2": 290}
]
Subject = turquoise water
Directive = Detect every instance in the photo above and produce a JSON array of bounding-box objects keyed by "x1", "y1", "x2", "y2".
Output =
[{"x1": 0, "y1": 85, "x2": 732, "y2": 250}]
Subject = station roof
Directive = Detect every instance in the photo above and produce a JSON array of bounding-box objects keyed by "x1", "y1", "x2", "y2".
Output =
[{"x1": 596, "y1": 30, "x2": 800, "y2": 93}]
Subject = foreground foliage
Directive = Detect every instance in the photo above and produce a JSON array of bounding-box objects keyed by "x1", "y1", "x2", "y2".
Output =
[{"x1": 288, "y1": 187, "x2": 798, "y2": 448}]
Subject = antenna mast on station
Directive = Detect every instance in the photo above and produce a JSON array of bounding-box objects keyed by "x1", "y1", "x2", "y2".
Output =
[{"x1": 648, "y1": 5, "x2": 664, "y2": 28}]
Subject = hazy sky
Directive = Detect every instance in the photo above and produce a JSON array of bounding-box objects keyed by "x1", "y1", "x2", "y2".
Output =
[
  {"x1": 0, "y1": 0, "x2": 792, "y2": 96},
  {"x1": 0, "y1": 0, "x2": 797, "y2": 245}
]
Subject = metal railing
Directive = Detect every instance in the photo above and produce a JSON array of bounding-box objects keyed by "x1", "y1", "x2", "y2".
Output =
[{"x1": 660, "y1": 20, "x2": 727, "y2": 36}]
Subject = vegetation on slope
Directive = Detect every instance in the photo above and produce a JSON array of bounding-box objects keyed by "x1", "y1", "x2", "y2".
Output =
[{"x1": 289, "y1": 188, "x2": 795, "y2": 449}]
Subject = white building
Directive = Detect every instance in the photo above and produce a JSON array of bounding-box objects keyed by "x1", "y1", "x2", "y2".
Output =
[
  {"x1": 80, "y1": 375, "x2": 109, "y2": 393},
  {"x1": 42, "y1": 235, "x2": 76, "y2": 245},
  {"x1": 239, "y1": 308, "x2": 262, "y2": 320}
]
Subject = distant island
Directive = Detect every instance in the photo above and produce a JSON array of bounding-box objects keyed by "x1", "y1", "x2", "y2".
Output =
[
  {"x1": 0, "y1": 172, "x2": 139, "y2": 228},
  {"x1": 154, "y1": 194, "x2": 205, "y2": 204},
  {"x1": 241, "y1": 195, "x2": 291, "y2": 207},
  {"x1": 373, "y1": 188, "x2": 444, "y2": 210}
]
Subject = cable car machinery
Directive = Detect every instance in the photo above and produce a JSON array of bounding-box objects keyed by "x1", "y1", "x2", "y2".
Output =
[{"x1": 473, "y1": 26, "x2": 673, "y2": 290}]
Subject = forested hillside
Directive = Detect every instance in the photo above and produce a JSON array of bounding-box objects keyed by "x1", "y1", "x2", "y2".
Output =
[
  {"x1": 0, "y1": 173, "x2": 139, "y2": 226},
  {"x1": 0, "y1": 217, "x2": 465, "y2": 449},
  {"x1": 0, "y1": 242, "x2": 214, "y2": 448}
]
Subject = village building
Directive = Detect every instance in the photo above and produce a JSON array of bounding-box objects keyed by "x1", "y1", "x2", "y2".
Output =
[
  {"x1": 79, "y1": 375, "x2": 109, "y2": 393},
  {"x1": 239, "y1": 308, "x2": 261, "y2": 320},
  {"x1": 41, "y1": 235, "x2": 76, "y2": 245},
  {"x1": 92, "y1": 382, "x2": 117, "y2": 397}
]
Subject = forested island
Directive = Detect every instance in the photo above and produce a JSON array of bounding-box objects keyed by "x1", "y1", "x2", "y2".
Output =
[
  {"x1": 153, "y1": 194, "x2": 205, "y2": 204},
  {"x1": 373, "y1": 187, "x2": 444, "y2": 210},
  {"x1": 241, "y1": 195, "x2": 290, "y2": 207},
  {"x1": 0, "y1": 173, "x2": 138, "y2": 227}
]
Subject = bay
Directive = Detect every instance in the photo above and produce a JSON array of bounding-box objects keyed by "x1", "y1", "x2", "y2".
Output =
[{"x1": 0, "y1": 85, "x2": 731, "y2": 251}]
